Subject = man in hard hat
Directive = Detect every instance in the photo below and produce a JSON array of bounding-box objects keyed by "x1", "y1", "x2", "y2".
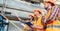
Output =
[
  {"x1": 17, "y1": 18, "x2": 44, "y2": 30},
  {"x1": 31, "y1": 8, "x2": 44, "y2": 31},
  {"x1": 17, "y1": 13, "x2": 44, "y2": 31},
  {"x1": 22, "y1": 10, "x2": 44, "y2": 31},
  {"x1": 43, "y1": 1, "x2": 60, "y2": 31},
  {"x1": 33, "y1": 8, "x2": 42, "y2": 26}
]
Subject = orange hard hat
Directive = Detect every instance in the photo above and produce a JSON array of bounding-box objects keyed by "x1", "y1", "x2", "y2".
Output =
[
  {"x1": 34, "y1": 8, "x2": 42, "y2": 14},
  {"x1": 43, "y1": 0, "x2": 55, "y2": 6},
  {"x1": 46, "y1": 0, "x2": 54, "y2": 2}
]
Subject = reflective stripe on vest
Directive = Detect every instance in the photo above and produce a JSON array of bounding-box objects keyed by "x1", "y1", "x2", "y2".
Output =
[{"x1": 47, "y1": 25, "x2": 60, "y2": 28}]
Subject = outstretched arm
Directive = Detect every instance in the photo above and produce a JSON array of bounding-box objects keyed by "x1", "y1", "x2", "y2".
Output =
[{"x1": 17, "y1": 16, "x2": 43, "y2": 30}]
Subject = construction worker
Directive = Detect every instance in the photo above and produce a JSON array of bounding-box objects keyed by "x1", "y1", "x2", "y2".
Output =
[
  {"x1": 33, "y1": 8, "x2": 42, "y2": 26},
  {"x1": 16, "y1": 13, "x2": 44, "y2": 31},
  {"x1": 22, "y1": 11, "x2": 44, "y2": 31},
  {"x1": 30, "y1": 8, "x2": 44, "y2": 31},
  {"x1": 43, "y1": 0, "x2": 60, "y2": 31},
  {"x1": 22, "y1": 8, "x2": 45, "y2": 31}
]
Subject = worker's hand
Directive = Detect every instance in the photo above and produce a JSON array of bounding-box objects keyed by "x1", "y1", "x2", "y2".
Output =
[
  {"x1": 31, "y1": 25, "x2": 44, "y2": 30},
  {"x1": 17, "y1": 17, "x2": 21, "y2": 20},
  {"x1": 14, "y1": 12, "x2": 22, "y2": 20}
]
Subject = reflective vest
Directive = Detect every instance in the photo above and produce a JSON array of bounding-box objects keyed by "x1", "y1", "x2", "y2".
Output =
[
  {"x1": 45, "y1": 9, "x2": 52, "y2": 19},
  {"x1": 46, "y1": 20, "x2": 60, "y2": 31},
  {"x1": 32, "y1": 18, "x2": 37, "y2": 26},
  {"x1": 36, "y1": 15, "x2": 43, "y2": 27},
  {"x1": 32, "y1": 15, "x2": 43, "y2": 27},
  {"x1": 45, "y1": 6, "x2": 60, "y2": 31},
  {"x1": 32, "y1": 15, "x2": 43, "y2": 31}
]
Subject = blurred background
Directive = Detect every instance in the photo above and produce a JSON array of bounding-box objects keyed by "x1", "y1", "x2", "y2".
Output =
[{"x1": 0, "y1": 0, "x2": 60, "y2": 31}]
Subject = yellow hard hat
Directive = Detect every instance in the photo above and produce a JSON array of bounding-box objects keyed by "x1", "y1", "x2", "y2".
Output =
[{"x1": 34, "y1": 8, "x2": 42, "y2": 14}]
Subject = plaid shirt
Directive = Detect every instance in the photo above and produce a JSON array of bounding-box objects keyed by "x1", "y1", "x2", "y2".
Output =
[
  {"x1": 47, "y1": 6, "x2": 59, "y2": 21},
  {"x1": 58, "y1": 7, "x2": 60, "y2": 18},
  {"x1": 42, "y1": 6, "x2": 59, "y2": 24}
]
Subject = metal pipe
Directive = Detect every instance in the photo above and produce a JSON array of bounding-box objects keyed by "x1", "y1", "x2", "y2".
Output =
[
  {"x1": 1, "y1": 0, "x2": 7, "y2": 15},
  {"x1": 0, "y1": 5, "x2": 33, "y2": 13}
]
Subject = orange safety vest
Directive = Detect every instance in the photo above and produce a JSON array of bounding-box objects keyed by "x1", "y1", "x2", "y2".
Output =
[
  {"x1": 36, "y1": 15, "x2": 43, "y2": 27},
  {"x1": 46, "y1": 20, "x2": 60, "y2": 31},
  {"x1": 45, "y1": 7, "x2": 60, "y2": 31},
  {"x1": 32, "y1": 15, "x2": 43, "y2": 27}
]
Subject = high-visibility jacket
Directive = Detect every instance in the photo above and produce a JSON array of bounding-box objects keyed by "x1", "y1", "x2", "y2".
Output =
[
  {"x1": 45, "y1": 6, "x2": 60, "y2": 31},
  {"x1": 31, "y1": 18, "x2": 37, "y2": 26},
  {"x1": 45, "y1": 9, "x2": 52, "y2": 19},
  {"x1": 31, "y1": 15, "x2": 43, "y2": 31},
  {"x1": 46, "y1": 19, "x2": 60, "y2": 31},
  {"x1": 36, "y1": 15, "x2": 43, "y2": 27},
  {"x1": 32, "y1": 15, "x2": 43, "y2": 26}
]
